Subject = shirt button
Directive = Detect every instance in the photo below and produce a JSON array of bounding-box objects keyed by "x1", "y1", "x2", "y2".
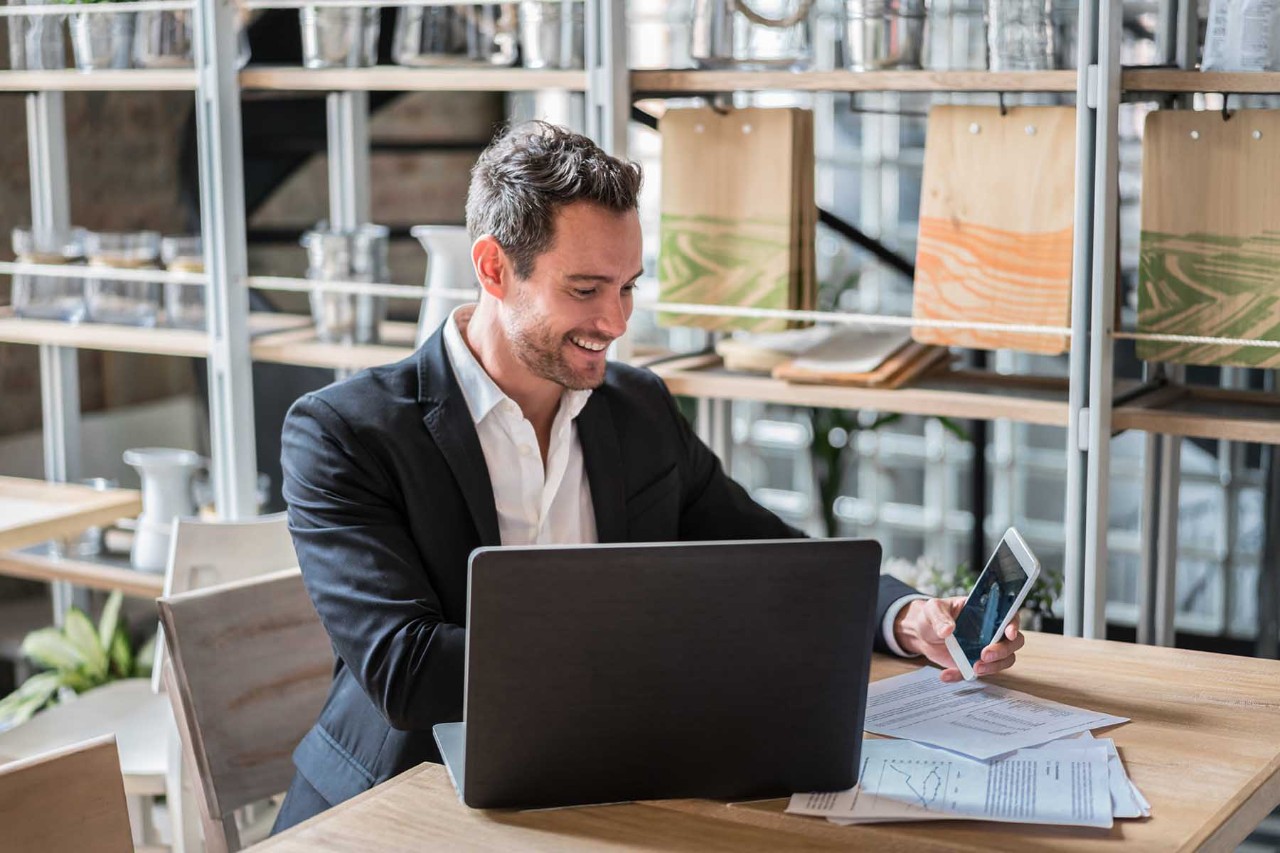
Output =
[{"x1": 519, "y1": 444, "x2": 533, "y2": 456}]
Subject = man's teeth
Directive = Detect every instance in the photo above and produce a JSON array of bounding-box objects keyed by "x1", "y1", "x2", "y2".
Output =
[{"x1": 571, "y1": 336, "x2": 608, "y2": 352}]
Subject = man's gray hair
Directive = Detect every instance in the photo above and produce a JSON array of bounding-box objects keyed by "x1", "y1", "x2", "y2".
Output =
[{"x1": 465, "y1": 121, "x2": 643, "y2": 279}]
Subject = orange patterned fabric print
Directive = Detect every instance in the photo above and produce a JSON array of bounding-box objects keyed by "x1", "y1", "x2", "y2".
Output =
[{"x1": 912, "y1": 217, "x2": 1073, "y2": 354}]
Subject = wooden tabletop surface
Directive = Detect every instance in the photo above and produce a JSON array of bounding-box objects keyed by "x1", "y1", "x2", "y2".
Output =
[
  {"x1": 257, "y1": 633, "x2": 1280, "y2": 852},
  {"x1": 0, "y1": 476, "x2": 141, "y2": 554}
]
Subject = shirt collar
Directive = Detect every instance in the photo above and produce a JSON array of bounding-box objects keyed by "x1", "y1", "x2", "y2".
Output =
[{"x1": 442, "y1": 304, "x2": 593, "y2": 426}]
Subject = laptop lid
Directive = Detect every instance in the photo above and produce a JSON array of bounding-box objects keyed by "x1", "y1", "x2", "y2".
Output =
[{"x1": 459, "y1": 538, "x2": 882, "y2": 809}]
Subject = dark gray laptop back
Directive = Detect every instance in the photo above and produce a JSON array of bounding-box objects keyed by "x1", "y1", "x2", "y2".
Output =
[{"x1": 459, "y1": 538, "x2": 882, "y2": 809}]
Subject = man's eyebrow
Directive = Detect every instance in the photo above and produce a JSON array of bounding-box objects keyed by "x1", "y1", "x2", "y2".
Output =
[{"x1": 565, "y1": 270, "x2": 645, "y2": 283}]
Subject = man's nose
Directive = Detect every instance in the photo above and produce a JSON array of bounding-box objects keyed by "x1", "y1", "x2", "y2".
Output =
[{"x1": 597, "y1": 291, "x2": 630, "y2": 339}]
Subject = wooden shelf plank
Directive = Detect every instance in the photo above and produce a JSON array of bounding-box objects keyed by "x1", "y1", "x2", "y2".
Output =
[
  {"x1": 0, "y1": 477, "x2": 141, "y2": 554},
  {"x1": 0, "y1": 545, "x2": 162, "y2": 599},
  {"x1": 239, "y1": 66, "x2": 588, "y2": 92},
  {"x1": 0, "y1": 309, "x2": 310, "y2": 357},
  {"x1": 1123, "y1": 69, "x2": 1280, "y2": 94},
  {"x1": 0, "y1": 69, "x2": 197, "y2": 92},
  {"x1": 631, "y1": 69, "x2": 1079, "y2": 94},
  {"x1": 1114, "y1": 384, "x2": 1280, "y2": 445},
  {"x1": 649, "y1": 359, "x2": 1072, "y2": 426},
  {"x1": 250, "y1": 320, "x2": 418, "y2": 369}
]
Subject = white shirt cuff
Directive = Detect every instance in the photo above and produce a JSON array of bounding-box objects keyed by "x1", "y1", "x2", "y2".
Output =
[{"x1": 881, "y1": 593, "x2": 932, "y2": 657}]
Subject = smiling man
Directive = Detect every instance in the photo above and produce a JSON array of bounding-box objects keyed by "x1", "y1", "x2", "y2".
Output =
[{"x1": 273, "y1": 121, "x2": 1024, "y2": 832}]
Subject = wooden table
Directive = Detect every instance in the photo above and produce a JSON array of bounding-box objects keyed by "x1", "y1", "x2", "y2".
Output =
[
  {"x1": 257, "y1": 634, "x2": 1280, "y2": 852},
  {"x1": 0, "y1": 545, "x2": 163, "y2": 599},
  {"x1": 0, "y1": 476, "x2": 141, "y2": 553}
]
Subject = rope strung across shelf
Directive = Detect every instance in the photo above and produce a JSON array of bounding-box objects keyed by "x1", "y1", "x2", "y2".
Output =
[{"x1": 1113, "y1": 330, "x2": 1280, "y2": 350}]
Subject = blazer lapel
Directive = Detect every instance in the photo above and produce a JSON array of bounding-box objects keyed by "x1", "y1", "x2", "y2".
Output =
[
  {"x1": 417, "y1": 330, "x2": 502, "y2": 548},
  {"x1": 577, "y1": 391, "x2": 626, "y2": 543}
]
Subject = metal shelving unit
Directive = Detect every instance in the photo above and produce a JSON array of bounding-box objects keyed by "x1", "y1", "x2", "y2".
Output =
[{"x1": 5, "y1": 0, "x2": 1277, "y2": 647}]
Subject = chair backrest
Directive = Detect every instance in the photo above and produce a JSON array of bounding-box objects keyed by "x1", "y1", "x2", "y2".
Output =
[
  {"x1": 153, "y1": 513, "x2": 299, "y2": 693},
  {"x1": 159, "y1": 569, "x2": 332, "y2": 853},
  {"x1": 165, "y1": 512, "x2": 298, "y2": 597},
  {"x1": 0, "y1": 734, "x2": 134, "y2": 853}
]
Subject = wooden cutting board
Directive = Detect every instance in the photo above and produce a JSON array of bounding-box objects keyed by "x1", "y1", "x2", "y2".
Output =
[
  {"x1": 911, "y1": 105, "x2": 1076, "y2": 354},
  {"x1": 1138, "y1": 110, "x2": 1280, "y2": 368},
  {"x1": 658, "y1": 107, "x2": 814, "y2": 333}
]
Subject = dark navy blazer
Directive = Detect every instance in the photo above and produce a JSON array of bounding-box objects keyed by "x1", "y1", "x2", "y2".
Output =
[{"x1": 278, "y1": 325, "x2": 917, "y2": 817}]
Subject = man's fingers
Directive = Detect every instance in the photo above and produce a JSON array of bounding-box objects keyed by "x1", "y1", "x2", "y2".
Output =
[
  {"x1": 1006, "y1": 619, "x2": 1021, "y2": 641},
  {"x1": 975, "y1": 653, "x2": 1015, "y2": 676},
  {"x1": 982, "y1": 630, "x2": 1026, "y2": 662},
  {"x1": 938, "y1": 667, "x2": 964, "y2": 683}
]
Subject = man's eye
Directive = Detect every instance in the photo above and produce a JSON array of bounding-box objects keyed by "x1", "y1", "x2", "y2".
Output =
[
  {"x1": 573, "y1": 288, "x2": 595, "y2": 298},
  {"x1": 622, "y1": 283, "x2": 637, "y2": 294}
]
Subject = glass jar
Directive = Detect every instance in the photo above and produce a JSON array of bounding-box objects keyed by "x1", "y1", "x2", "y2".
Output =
[
  {"x1": 161, "y1": 235, "x2": 205, "y2": 330},
  {"x1": 845, "y1": 0, "x2": 926, "y2": 71},
  {"x1": 84, "y1": 230, "x2": 162, "y2": 326},
  {"x1": 302, "y1": 225, "x2": 389, "y2": 345},
  {"x1": 925, "y1": 0, "x2": 986, "y2": 70},
  {"x1": 986, "y1": 0, "x2": 1053, "y2": 71},
  {"x1": 69, "y1": 7, "x2": 137, "y2": 71},
  {"x1": 7, "y1": 0, "x2": 66, "y2": 71},
  {"x1": 518, "y1": 0, "x2": 584, "y2": 69},
  {"x1": 690, "y1": 0, "x2": 814, "y2": 71},
  {"x1": 134, "y1": 9, "x2": 194, "y2": 68},
  {"x1": 300, "y1": 5, "x2": 379, "y2": 69},
  {"x1": 393, "y1": 3, "x2": 518, "y2": 67},
  {"x1": 11, "y1": 226, "x2": 87, "y2": 322}
]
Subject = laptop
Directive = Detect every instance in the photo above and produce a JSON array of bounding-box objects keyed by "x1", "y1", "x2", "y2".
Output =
[{"x1": 433, "y1": 538, "x2": 883, "y2": 810}]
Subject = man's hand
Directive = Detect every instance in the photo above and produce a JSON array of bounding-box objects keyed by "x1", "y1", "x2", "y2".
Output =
[{"x1": 893, "y1": 597, "x2": 1025, "y2": 683}]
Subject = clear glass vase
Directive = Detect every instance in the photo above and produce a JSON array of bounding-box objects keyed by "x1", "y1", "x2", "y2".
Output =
[
  {"x1": 69, "y1": 9, "x2": 136, "y2": 71},
  {"x1": 392, "y1": 3, "x2": 518, "y2": 67}
]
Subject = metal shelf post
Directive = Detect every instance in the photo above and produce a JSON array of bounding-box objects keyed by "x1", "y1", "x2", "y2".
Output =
[
  {"x1": 1081, "y1": 0, "x2": 1124, "y2": 639},
  {"x1": 195, "y1": 0, "x2": 259, "y2": 519},
  {"x1": 1061, "y1": 0, "x2": 1102, "y2": 638}
]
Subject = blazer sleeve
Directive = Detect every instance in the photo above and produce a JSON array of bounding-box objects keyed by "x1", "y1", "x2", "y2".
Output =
[
  {"x1": 282, "y1": 393, "x2": 464, "y2": 731},
  {"x1": 655, "y1": 374, "x2": 922, "y2": 653}
]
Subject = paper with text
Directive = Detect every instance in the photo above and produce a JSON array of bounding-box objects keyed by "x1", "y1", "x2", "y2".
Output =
[
  {"x1": 787, "y1": 739, "x2": 1114, "y2": 828},
  {"x1": 864, "y1": 668, "x2": 1129, "y2": 759}
]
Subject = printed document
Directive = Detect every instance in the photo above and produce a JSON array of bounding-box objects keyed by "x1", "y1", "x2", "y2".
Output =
[
  {"x1": 787, "y1": 738, "x2": 1114, "y2": 828},
  {"x1": 865, "y1": 668, "x2": 1129, "y2": 759}
]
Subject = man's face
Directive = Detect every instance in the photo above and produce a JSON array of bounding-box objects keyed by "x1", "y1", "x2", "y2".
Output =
[{"x1": 501, "y1": 202, "x2": 644, "y2": 390}]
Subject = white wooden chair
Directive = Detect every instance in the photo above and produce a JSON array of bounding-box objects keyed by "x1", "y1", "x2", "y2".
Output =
[
  {"x1": 0, "y1": 512, "x2": 298, "y2": 851},
  {"x1": 0, "y1": 734, "x2": 134, "y2": 853},
  {"x1": 159, "y1": 569, "x2": 332, "y2": 853}
]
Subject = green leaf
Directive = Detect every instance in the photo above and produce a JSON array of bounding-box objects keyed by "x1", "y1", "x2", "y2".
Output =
[
  {"x1": 133, "y1": 633, "x2": 157, "y2": 678},
  {"x1": 109, "y1": 625, "x2": 134, "y2": 679},
  {"x1": 21, "y1": 628, "x2": 87, "y2": 672},
  {"x1": 0, "y1": 672, "x2": 62, "y2": 729},
  {"x1": 98, "y1": 591, "x2": 123, "y2": 653},
  {"x1": 63, "y1": 608, "x2": 108, "y2": 679}
]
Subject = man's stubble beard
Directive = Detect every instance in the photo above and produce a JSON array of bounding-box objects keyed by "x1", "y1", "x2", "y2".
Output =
[{"x1": 505, "y1": 286, "x2": 605, "y2": 392}]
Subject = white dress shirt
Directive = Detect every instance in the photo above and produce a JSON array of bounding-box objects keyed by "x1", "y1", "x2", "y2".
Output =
[
  {"x1": 443, "y1": 304, "x2": 920, "y2": 654},
  {"x1": 444, "y1": 305, "x2": 597, "y2": 546}
]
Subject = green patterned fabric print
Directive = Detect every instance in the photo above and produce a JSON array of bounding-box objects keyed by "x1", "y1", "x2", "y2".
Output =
[
  {"x1": 658, "y1": 213, "x2": 794, "y2": 332},
  {"x1": 1138, "y1": 230, "x2": 1280, "y2": 368}
]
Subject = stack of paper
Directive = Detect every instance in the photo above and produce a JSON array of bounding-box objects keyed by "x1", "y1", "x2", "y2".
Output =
[
  {"x1": 785, "y1": 667, "x2": 1147, "y2": 830},
  {"x1": 787, "y1": 733, "x2": 1149, "y2": 827}
]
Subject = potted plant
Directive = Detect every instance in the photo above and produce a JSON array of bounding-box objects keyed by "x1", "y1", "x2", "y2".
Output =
[
  {"x1": 60, "y1": 0, "x2": 135, "y2": 72},
  {"x1": 0, "y1": 591, "x2": 154, "y2": 731}
]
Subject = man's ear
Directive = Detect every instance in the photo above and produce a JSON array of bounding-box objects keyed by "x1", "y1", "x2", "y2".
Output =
[{"x1": 472, "y1": 235, "x2": 509, "y2": 300}]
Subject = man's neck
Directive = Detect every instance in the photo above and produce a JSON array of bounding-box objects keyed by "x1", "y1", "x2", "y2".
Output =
[{"x1": 459, "y1": 303, "x2": 562, "y2": 441}]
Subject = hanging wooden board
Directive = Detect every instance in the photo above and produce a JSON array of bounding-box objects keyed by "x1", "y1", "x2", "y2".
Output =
[
  {"x1": 1138, "y1": 109, "x2": 1280, "y2": 368},
  {"x1": 911, "y1": 105, "x2": 1076, "y2": 354},
  {"x1": 658, "y1": 106, "x2": 814, "y2": 333}
]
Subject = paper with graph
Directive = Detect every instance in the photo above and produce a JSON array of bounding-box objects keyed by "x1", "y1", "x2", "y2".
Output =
[{"x1": 787, "y1": 738, "x2": 1114, "y2": 828}]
